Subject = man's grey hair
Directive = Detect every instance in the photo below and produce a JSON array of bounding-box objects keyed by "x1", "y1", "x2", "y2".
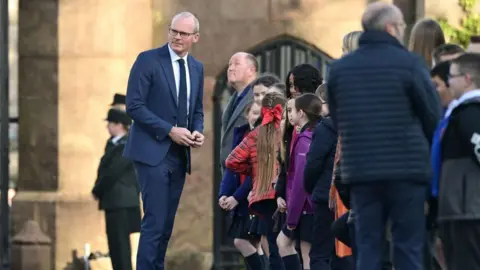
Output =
[
  {"x1": 361, "y1": 3, "x2": 400, "y2": 31},
  {"x1": 171, "y1": 12, "x2": 200, "y2": 33}
]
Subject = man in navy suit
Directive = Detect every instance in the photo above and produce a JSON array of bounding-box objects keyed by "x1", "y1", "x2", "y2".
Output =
[{"x1": 123, "y1": 12, "x2": 204, "y2": 270}]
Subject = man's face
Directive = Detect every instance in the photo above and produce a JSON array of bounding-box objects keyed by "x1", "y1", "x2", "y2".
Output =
[
  {"x1": 107, "y1": 122, "x2": 122, "y2": 137},
  {"x1": 227, "y1": 53, "x2": 254, "y2": 86},
  {"x1": 431, "y1": 75, "x2": 452, "y2": 107},
  {"x1": 448, "y1": 64, "x2": 469, "y2": 99},
  {"x1": 253, "y1": 84, "x2": 269, "y2": 104},
  {"x1": 112, "y1": 104, "x2": 126, "y2": 111},
  {"x1": 168, "y1": 17, "x2": 199, "y2": 57}
]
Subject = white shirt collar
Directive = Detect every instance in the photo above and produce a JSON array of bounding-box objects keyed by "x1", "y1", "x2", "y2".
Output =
[
  {"x1": 168, "y1": 45, "x2": 188, "y2": 63},
  {"x1": 111, "y1": 135, "x2": 124, "y2": 144},
  {"x1": 445, "y1": 89, "x2": 480, "y2": 118}
]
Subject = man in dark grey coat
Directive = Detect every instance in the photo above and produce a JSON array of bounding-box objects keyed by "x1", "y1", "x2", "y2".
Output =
[
  {"x1": 327, "y1": 2, "x2": 442, "y2": 270},
  {"x1": 220, "y1": 52, "x2": 258, "y2": 169}
]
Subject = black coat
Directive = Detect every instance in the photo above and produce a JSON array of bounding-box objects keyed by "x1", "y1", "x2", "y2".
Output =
[
  {"x1": 276, "y1": 124, "x2": 294, "y2": 199},
  {"x1": 92, "y1": 135, "x2": 140, "y2": 210},
  {"x1": 327, "y1": 30, "x2": 442, "y2": 184},
  {"x1": 304, "y1": 117, "x2": 337, "y2": 203},
  {"x1": 438, "y1": 96, "x2": 480, "y2": 221}
]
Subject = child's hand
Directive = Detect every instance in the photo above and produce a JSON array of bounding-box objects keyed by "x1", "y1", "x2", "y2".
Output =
[
  {"x1": 247, "y1": 192, "x2": 253, "y2": 202},
  {"x1": 218, "y1": 196, "x2": 227, "y2": 209},
  {"x1": 224, "y1": 196, "x2": 239, "y2": 211},
  {"x1": 277, "y1": 197, "x2": 287, "y2": 212}
]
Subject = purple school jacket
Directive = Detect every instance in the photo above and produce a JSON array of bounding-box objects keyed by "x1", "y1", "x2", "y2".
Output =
[{"x1": 286, "y1": 128, "x2": 315, "y2": 228}]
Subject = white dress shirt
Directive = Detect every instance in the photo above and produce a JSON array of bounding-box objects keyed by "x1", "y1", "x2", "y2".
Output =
[
  {"x1": 111, "y1": 135, "x2": 124, "y2": 145},
  {"x1": 444, "y1": 89, "x2": 480, "y2": 118},
  {"x1": 168, "y1": 45, "x2": 191, "y2": 115}
]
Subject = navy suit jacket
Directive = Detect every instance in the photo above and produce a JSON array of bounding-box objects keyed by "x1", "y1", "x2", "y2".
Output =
[{"x1": 123, "y1": 44, "x2": 204, "y2": 174}]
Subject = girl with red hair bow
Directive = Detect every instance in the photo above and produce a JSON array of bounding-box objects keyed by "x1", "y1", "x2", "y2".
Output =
[{"x1": 226, "y1": 92, "x2": 286, "y2": 270}]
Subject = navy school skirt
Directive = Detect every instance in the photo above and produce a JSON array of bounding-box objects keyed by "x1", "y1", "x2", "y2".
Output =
[
  {"x1": 248, "y1": 199, "x2": 285, "y2": 236},
  {"x1": 228, "y1": 214, "x2": 261, "y2": 241},
  {"x1": 281, "y1": 213, "x2": 314, "y2": 243}
]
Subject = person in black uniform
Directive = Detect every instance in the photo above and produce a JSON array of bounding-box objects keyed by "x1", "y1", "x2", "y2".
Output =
[
  {"x1": 105, "y1": 94, "x2": 127, "y2": 152},
  {"x1": 92, "y1": 108, "x2": 141, "y2": 270}
]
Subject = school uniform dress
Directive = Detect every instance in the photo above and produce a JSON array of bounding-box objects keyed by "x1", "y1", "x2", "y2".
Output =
[
  {"x1": 218, "y1": 124, "x2": 260, "y2": 241},
  {"x1": 437, "y1": 91, "x2": 480, "y2": 270},
  {"x1": 282, "y1": 127, "x2": 315, "y2": 243},
  {"x1": 92, "y1": 135, "x2": 141, "y2": 270}
]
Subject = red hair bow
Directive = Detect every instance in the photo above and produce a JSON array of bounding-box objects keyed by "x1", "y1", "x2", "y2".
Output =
[{"x1": 261, "y1": 104, "x2": 283, "y2": 128}]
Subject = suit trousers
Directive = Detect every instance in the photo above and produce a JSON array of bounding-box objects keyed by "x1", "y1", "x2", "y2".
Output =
[
  {"x1": 106, "y1": 208, "x2": 136, "y2": 270},
  {"x1": 135, "y1": 144, "x2": 187, "y2": 270},
  {"x1": 351, "y1": 182, "x2": 426, "y2": 270},
  {"x1": 440, "y1": 220, "x2": 480, "y2": 270}
]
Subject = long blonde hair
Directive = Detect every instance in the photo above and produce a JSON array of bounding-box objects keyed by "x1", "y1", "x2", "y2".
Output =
[
  {"x1": 257, "y1": 92, "x2": 286, "y2": 195},
  {"x1": 409, "y1": 18, "x2": 445, "y2": 68}
]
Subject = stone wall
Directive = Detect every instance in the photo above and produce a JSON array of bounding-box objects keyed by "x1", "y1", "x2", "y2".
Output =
[{"x1": 14, "y1": 0, "x2": 152, "y2": 268}]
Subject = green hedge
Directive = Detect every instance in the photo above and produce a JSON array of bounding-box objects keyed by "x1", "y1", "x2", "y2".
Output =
[{"x1": 438, "y1": 0, "x2": 480, "y2": 47}]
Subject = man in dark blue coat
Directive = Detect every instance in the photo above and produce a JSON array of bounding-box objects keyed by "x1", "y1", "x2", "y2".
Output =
[
  {"x1": 327, "y1": 2, "x2": 442, "y2": 270},
  {"x1": 123, "y1": 12, "x2": 205, "y2": 270}
]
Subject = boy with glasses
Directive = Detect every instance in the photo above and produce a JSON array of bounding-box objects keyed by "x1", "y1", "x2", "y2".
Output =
[{"x1": 437, "y1": 53, "x2": 480, "y2": 269}]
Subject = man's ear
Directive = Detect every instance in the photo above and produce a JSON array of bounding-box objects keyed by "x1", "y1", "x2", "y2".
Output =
[{"x1": 192, "y1": 33, "x2": 200, "y2": 43}]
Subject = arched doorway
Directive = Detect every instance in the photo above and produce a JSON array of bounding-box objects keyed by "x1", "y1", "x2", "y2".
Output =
[{"x1": 211, "y1": 34, "x2": 333, "y2": 269}]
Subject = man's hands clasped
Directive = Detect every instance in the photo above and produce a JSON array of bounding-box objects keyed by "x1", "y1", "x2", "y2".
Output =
[{"x1": 169, "y1": 127, "x2": 205, "y2": 148}]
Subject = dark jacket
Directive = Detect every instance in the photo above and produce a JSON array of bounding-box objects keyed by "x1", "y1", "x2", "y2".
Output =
[
  {"x1": 218, "y1": 124, "x2": 252, "y2": 216},
  {"x1": 304, "y1": 117, "x2": 337, "y2": 203},
  {"x1": 220, "y1": 87, "x2": 253, "y2": 169},
  {"x1": 333, "y1": 161, "x2": 351, "y2": 209},
  {"x1": 276, "y1": 124, "x2": 295, "y2": 199},
  {"x1": 438, "y1": 95, "x2": 480, "y2": 221},
  {"x1": 327, "y1": 31, "x2": 442, "y2": 184},
  {"x1": 93, "y1": 135, "x2": 140, "y2": 210}
]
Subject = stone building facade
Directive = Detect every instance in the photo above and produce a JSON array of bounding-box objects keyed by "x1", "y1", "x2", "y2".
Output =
[{"x1": 10, "y1": 0, "x2": 477, "y2": 268}]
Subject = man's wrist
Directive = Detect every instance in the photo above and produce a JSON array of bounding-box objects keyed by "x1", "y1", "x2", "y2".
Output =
[{"x1": 168, "y1": 126, "x2": 175, "y2": 136}]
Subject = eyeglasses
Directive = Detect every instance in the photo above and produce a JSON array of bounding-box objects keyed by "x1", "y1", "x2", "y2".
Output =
[
  {"x1": 168, "y1": 28, "x2": 197, "y2": 38},
  {"x1": 448, "y1": 73, "x2": 465, "y2": 79}
]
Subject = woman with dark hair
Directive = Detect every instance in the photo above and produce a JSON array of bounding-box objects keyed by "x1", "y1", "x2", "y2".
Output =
[
  {"x1": 287, "y1": 64, "x2": 323, "y2": 98},
  {"x1": 276, "y1": 65, "x2": 323, "y2": 232}
]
